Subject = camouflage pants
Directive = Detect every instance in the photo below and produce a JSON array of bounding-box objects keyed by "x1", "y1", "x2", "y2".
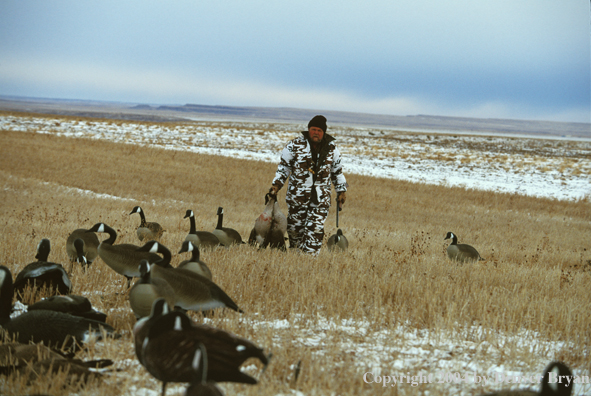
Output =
[{"x1": 287, "y1": 202, "x2": 329, "y2": 256}]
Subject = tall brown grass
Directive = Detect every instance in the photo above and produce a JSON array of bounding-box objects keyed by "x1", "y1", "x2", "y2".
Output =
[{"x1": 0, "y1": 115, "x2": 590, "y2": 395}]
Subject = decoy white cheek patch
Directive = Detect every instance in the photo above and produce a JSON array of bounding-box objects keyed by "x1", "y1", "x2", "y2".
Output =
[
  {"x1": 149, "y1": 243, "x2": 159, "y2": 253},
  {"x1": 548, "y1": 366, "x2": 559, "y2": 391},
  {"x1": 174, "y1": 316, "x2": 182, "y2": 331},
  {"x1": 236, "y1": 345, "x2": 246, "y2": 352},
  {"x1": 189, "y1": 211, "x2": 194, "y2": 217},
  {"x1": 187, "y1": 242, "x2": 194, "y2": 252},
  {"x1": 98, "y1": 224, "x2": 105, "y2": 233},
  {"x1": 192, "y1": 349, "x2": 202, "y2": 370}
]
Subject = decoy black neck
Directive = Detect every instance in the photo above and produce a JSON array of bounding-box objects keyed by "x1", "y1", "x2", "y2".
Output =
[
  {"x1": 216, "y1": 212, "x2": 223, "y2": 230},
  {"x1": 191, "y1": 247, "x2": 201, "y2": 262},
  {"x1": 450, "y1": 234, "x2": 458, "y2": 245},
  {"x1": 0, "y1": 268, "x2": 14, "y2": 325},
  {"x1": 102, "y1": 225, "x2": 118, "y2": 245},
  {"x1": 189, "y1": 215, "x2": 197, "y2": 234},
  {"x1": 154, "y1": 246, "x2": 172, "y2": 268}
]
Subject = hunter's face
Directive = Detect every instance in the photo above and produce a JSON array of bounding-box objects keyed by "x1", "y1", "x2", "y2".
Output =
[{"x1": 309, "y1": 127, "x2": 324, "y2": 143}]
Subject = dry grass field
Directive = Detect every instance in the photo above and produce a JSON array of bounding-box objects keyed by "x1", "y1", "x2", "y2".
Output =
[{"x1": 1, "y1": 112, "x2": 590, "y2": 395}]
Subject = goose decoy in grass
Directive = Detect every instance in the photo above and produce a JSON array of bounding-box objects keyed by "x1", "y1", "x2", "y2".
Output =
[
  {"x1": 133, "y1": 298, "x2": 171, "y2": 364},
  {"x1": 178, "y1": 240, "x2": 213, "y2": 280},
  {"x1": 137, "y1": 241, "x2": 243, "y2": 313},
  {"x1": 248, "y1": 193, "x2": 287, "y2": 250},
  {"x1": 27, "y1": 295, "x2": 108, "y2": 322},
  {"x1": 444, "y1": 231, "x2": 484, "y2": 263},
  {"x1": 13, "y1": 239, "x2": 72, "y2": 301},
  {"x1": 213, "y1": 207, "x2": 243, "y2": 246},
  {"x1": 184, "y1": 210, "x2": 221, "y2": 249},
  {"x1": 129, "y1": 260, "x2": 177, "y2": 319},
  {"x1": 141, "y1": 310, "x2": 269, "y2": 396},
  {"x1": 65, "y1": 228, "x2": 100, "y2": 267},
  {"x1": 184, "y1": 344, "x2": 225, "y2": 396},
  {"x1": 0, "y1": 265, "x2": 117, "y2": 352},
  {"x1": 87, "y1": 222, "x2": 164, "y2": 287},
  {"x1": 0, "y1": 342, "x2": 113, "y2": 377},
  {"x1": 130, "y1": 206, "x2": 165, "y2": 241},
  {"x1": 482, "y1": 361, "x2": 573, "y2": 396},
  {"x1": 327, "y1": 229, "x2": 348, "y2": 252}
]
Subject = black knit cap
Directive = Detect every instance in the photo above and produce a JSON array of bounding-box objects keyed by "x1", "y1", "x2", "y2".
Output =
[{"x1": 308, "y1": 115, "x2": 327, "y2": 133}]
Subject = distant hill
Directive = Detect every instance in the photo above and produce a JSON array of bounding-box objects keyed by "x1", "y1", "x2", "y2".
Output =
[{"x1": 1, "y1": 95, "x2": 589, "y2": 138}]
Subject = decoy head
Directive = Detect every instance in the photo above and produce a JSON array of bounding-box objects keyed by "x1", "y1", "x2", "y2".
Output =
[
  {"x1": 217, "y1": 207, "x2": 224, "y2": 215},
  {"x1": 444, "y1": 232, "x2": 455, "y2": 241},
  {"x1": 184, "y1": 209, "x2": 194, "y2": 219},
  {"x1": 35, "y1": 238, "x2": 51, "y2": 261},
  {"x1": 541, "y1": 361, "x2": 573, "y2": 396},
  {"x1": 87, "y1": 223, "x2": 107, "y2": 233},
  {"x1": 179, "y1": 240, "x2": 195, "y2": 254},
  {"x1": 130, "y1": 206, "x2": 143, "y2": 215}
]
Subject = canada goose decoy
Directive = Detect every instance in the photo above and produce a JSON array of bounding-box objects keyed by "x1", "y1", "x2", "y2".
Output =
[
  {"x1": 13, "y1": 239, "x2": 72, "y2": 301},
  {"x1": 482, "y1": 361, "x2": 573, "y2": 396},
  {"x1": 141, "y1": 310, "x2": 269, "y2": 396},
  {"x1": 136, "y1": 241, "x2": 243, "y2": 313},
  {"x1": 133, "y1": 298, "x2": 171, "y2": 364},
  {"x1": 327, "y1": 229, "x2": 348, "y2": 252},
  {"x1": 129, "y1": 260, "x2": 177, "y2": 319},
  {"x1": 0, "y1": 342, "x2": 113, "y2": 377},
  {"x1": 65, "y1": 228, "x2": 100, "y2": 267},
  {"x1": 27, "y1": 295, "x2": 108, "y2": 322},
  {"x1": 87, "y1": 222, "x2": 163, "y2": 288},
  {"x1": 444, "y1": 232, "x2": 484, "y2": 263},
  {"x1": 184, "y1": 210, "x2": 221, "y2": 249},
  {"x1": 248, "y1": 193, "x2": 287, "y2": 250},
  {"x1": 213, "y1": 207, "x2": 243, "y2": 246},
  {"x1": 178, "y1": 240, "x2": 213, "y2": 280},
  {"x1": 130, "y1": 206, "x2": 165, "y2": 241},
  {"x1": 0, "y1": 265, "x2": 117, "y2": 352},
  {"x1": 184, "y1": 344, "x2": 224, "y2": 396}
]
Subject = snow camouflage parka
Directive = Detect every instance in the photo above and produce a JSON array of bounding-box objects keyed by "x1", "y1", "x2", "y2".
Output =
[{"x1": 272, "y1": 131, "x2": 348, "y2": 255}]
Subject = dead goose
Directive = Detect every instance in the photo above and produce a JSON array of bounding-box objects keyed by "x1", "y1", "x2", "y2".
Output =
[
  {"x1": 27, "y1": 295, "x2": 107, "y2": 322},
  {"x1": 482, "y1": 361, "x2": 573, "y2": 396},
  {"x1": 213, "y1": 207, "x2": 243, "y2": 246},
  {"x1": 66, "y1": 228, "x2": 100, "y2": 267},
  {"x1": 184, "y1": 210, "x2": 220, "y2": 249},
  {"x1": 178, "y1": 240, "x2": 213, "y2": 280},
  {"x1": 0, "y1": 265, "x2": 117, "y2": 352},
  {"x1": 248, "y1": 193, "x2": 287, "y2": 250},
  {"x1": 137, "y1": 241, "x2": 243, "y2": 313},
  {"x1": 13, "y1": 239, "x2": 71, "y2": 301},
  {"x1": 444, "y1": 231, "x2": 484, "y2": 263},
  {"x1": 129, "y1": 260, "x2": 177, "y2": 319},
  {"x1": 130, "y1": 206, "x2": 165, "y2": 241},
  {"x1": 140, "y1": 310, "x2": 269, "y2": 396},
  {"x1": 184, "y1": 344, "x2": 225, "y2": 396},
  {"x1": 87, "y1": 222, "x2": 164, "y2": 287},
  {"x1": 327, "y1": 229, "x2": 348, "y2": 252}
]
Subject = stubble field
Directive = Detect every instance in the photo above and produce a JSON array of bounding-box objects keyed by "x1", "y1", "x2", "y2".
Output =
[{"x1": 0, "y1": 112, "x2": 590, "y2": 395}]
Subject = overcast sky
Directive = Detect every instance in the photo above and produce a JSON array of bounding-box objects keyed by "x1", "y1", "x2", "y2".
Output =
[{"x1": 1, "y1": 1, "x2": 589, "y2": 123}]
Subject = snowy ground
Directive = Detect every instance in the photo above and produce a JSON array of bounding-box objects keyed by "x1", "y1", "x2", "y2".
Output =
[
  {"x1": 1, "y1": 115, "x2": 590, "y2": 201},
  {"x1": 2, "y1": 115, "x2": 590, "y2": 395}
]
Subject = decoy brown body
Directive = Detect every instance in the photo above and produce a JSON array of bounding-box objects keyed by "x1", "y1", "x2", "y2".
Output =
[
  {"x1": 13, "y1": 239, "x2": 72, "y2": 300},
  {"x1": 184, "y1": 210, "x2": 220, "y2": 249},
  {"x1": 129, "y1": 260, "x2": 177, "y2": 319},
  {"x1": 131, "y1": 206, "x2": 165, "y2": 241},
  {"x1": 444, "y1": 232, "x2": 484, "y2": 263},
  {"x1": 482, "y1": 361, "x2": 573, "y2": 396},
  {"x1": 66, "y1": 228, "x2": 100, "y2": 267},
  {"x1": 213, "y1": 207, "x2": 243, "y2": 246},
  {"x1": 0, "y1": 266, "x2": 116, "y2": 351},
  {"x1": 184, "y1": 344, "x2": 225, "y2": 396},
  {"x1": 249, "y1": 193, "x2": 287, "y2": 250},
  {"x1": 178, "y1": 240, "x2": 213, "y2": 280},
  {"x1": 137, "y1": 242, "x2": 242, "y2": 313},
  {"x1": 327, "y1": 229, "x2": 348, "y2": 252},
  {"x1": 87, "y1": 222, "x2": 163, "y2": 287},
  {"x1": 27, "y1": 295, "x2": 107, "y2": 322},
  {"x1": 141, "y1": 310, "x2": 269, "y2": 395}
]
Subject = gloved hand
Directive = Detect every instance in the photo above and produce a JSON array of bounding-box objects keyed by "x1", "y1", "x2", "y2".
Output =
[{"x1": 337, "y1": 191, "x2": 347, "y2": 210}]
